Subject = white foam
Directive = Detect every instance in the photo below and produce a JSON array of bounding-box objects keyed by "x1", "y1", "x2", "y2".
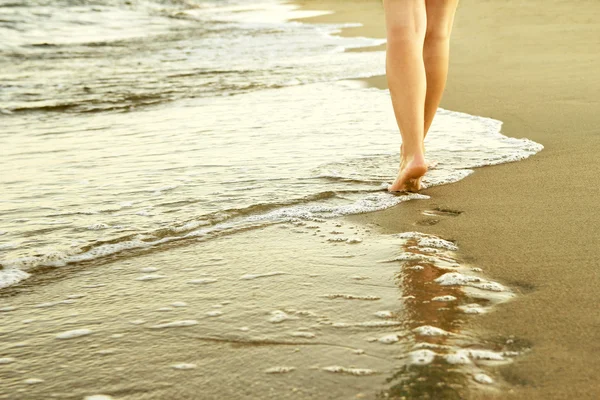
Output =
[
  {"x1": 474, "y1": 373, "x2": 494, "y2": 384},
  {"x1": 322, "y1": 366, "x2": 376, "y2": 376},
  {"x1": 290, "y1": 332, "x2": 316, "y2": 338},
  {"x1": 413, "y1": 325, "x2": 451, "y2": 336},
  {"x1": 333, "y1": 321, "x2": 402, "y2": 328},
  {"x1": 323, "y1": 294, "x2": 380, "y2": 301},
  {"x1": 56, "y1": 329, "x2": 93, "y2": 339},
  {"x1": 265, "y1": 366, "x2": 296, "y2": 374},
  {"x1": 171, "y1": 302, "x2": 188, "y2": 307},
  {"x1": 408, "y1": 349, "x2": 436, "y2": 365},
  {"x1": 268, "y1": 310, "x2": 297, "y2": 323},
  {"x1": 435, "y1": 272, "x2": 508, "y2": 292},
  {"x1": 140, "y1": 267, "x2": 160, "y2": 273},
  {"x1": 240, "y1": 271, "x2": 286, "y2": 280},
  {"x1": 431, "y1": 295, "x2": 457, "y2": 302},
  {"x1": 84, "y1": 396, "x2": 114, "y2": 400},
  {"x1": 0, "y1": 357, "x2": 16, "y2": 364},
  {"x1": 378, "y1": 334, "x2": 399, "y2": 344},
  {"x1": 459, "y1": 303, "x2": 487, "y2": 314},
  {"x1": 374, "y1": 311, "x2": 393, "y2": 318},
  {"x1": 0, "y1": 268, "x2": 30, "y2": 289},
  {"x1": 206, "y1": 311, "x2": 222, "y2": 317},
  {"x1": 135, "y1": 274, "x2": 166, "y2": 281},
  {"x1": 445, "y1": 352, "x2": 472, "y2": 365},
  {"x1": 171, "y1": 363, "x2": 197, "y2": 370},
  {"x1": 24, "y1": 378, "x2": 44, "y2": 385}
]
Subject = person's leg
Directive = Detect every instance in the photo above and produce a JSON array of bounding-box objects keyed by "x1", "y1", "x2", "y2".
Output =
[
  {"x1": 384, "y1": 0, "x2": 428, "y2": 192},
  {"x1": 423, "y1": 0, "x2": 459, "y2": 139}
]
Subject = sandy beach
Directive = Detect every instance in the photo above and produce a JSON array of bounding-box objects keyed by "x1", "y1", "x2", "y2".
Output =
[{"x1": 295, "y1": 0, "x2": 600, "y2": 398}]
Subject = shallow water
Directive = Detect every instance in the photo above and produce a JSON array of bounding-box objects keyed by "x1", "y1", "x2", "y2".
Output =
[
  {"x1": 0, "y1": 219, "x2": 527, "y2": 399},
  {"x1": 1, "y1": 0, "x2": 540, "y2": 398}
]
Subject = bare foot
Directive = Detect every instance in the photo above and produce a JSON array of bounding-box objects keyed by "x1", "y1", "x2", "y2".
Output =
[
  {"x1": 400, "y1": 144, "x2": 437, "y2": 169},
  {"x1": 387, "y1": 155, "x2": 428, "y2": 193}
]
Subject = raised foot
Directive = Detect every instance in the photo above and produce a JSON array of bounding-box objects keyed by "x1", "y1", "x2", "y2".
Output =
[{"x1": 387, "y1": 160, "x2": 428, "y2": 193}]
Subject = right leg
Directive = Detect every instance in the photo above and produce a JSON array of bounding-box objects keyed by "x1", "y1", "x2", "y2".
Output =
[
  {"x1": 423, "y1": 0, "x2": 459, "y2": 139},
  {"x1": 383, "y1": 0, "x2": 428, "y2": 192}
]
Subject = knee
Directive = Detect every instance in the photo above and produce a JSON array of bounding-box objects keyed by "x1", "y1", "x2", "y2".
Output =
[
  {"x1": 386, "y1": 23, "x2": 426, "y2": 46},
  {"x1": 424, "y1": 26, "x2": 452, "y2": 44}
]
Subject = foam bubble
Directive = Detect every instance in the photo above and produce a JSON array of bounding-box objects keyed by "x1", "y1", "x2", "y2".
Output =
[
  {"x1": 206, "y1": 311, "x2": 222, "y2": 317},
  {"x1": 435, "y1": 272, "x2": 507, "y2": 292},
  {"x1": 464, "y1": 349, "x2": 506, "y2": 362},
  {"x1": 265, "y1": 366, "x2": 296, "y2": 374},
  {"x1": 0, "y1": 268, "x2": 30, "y2": 289},
  {"x1": 0, "y1": 357, "x2": 16, "y2": 364},
  {"x1": 171, "y1": 363, "x2": 197, "y2": 370},
  {"x1": 322, "y1": 366, "x2": 376, "y2": 376},
  {"x1": 84, "y1": 396, "x2": 114, "y2": 400},
  {"x1": 417, "y1": 237, "x2": 458, "y2": 251},
  {"x1": 374, "y1": 311, "x2": 393, "y2": 318},
  {"x1": 151, "y1": 320, "x2": 198, "y2": 329},
  {"x1": 140, "y1": 267, "x2": 160, "y2": 273},
  {"x1": 56, "y1": 329, "x2": 93, "y2": 339},
  {"x1": 87, "y1": 223, "x2": 110, "y2": 230},
  {"x1": 459, "y1": 304, "x2": 486, "y2": 314},
  {"x1": 323, "y1": 294, "x2": 380, "y2": 301},
  {"x1": 268, "y1": 310, "x2": 297, "y2": 323},
  {"x1": 24, "y1": 378, "x2": 44, "y2": 384},
  {"x1": 333, "y1": 321, "x2": 402, "y2": 328},
  {"x1": 0, "y1": 306, "x2": 17, "y2": 312},
  {"x1": 474, "y1": 373, "x2": 494, "y2": 384},
  {"x1": 408, "y1": 349, "x2": 436, "y2": 365},
  {"x1": 413, "y1": 325, "x2": 451, "y2": 336},
  {"x1": 378, "y1": 334, "x2": 399, "y2": 344},
  {"x1": 171, "y1": 302, "x2": 188, "y2": 307},
  {"x1": 445, "y1": 352, "x2": 472, "y2": 365},
  {"x1": 431, "y1": 295, "x2": 457, "y2": 302}
]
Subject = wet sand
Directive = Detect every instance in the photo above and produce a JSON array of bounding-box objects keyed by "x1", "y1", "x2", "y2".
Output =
[{"x1": 294, "y1": 0, "x2": 600, "y2": 398}]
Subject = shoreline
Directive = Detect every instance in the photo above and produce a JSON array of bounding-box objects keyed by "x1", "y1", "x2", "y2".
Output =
[{"x1": 293, "y1": 0, "x2": 600, "y2": 399}]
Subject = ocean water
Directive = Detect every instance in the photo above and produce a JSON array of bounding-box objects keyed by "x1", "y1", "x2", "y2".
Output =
[
  {"x1": 0, "y1": 0, "x2": 542, "y2": 288},
  {"x1": 0, "y1": 0, "x2": 541, "y2": 398}
]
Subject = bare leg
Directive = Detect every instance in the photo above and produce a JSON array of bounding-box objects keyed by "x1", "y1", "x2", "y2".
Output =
[
  {"x1": 423, "y1": 0, "x2": 459, "y2": 139},
  {"x1": 384, "y1": 0, "x2": 428, "y2": 192}
]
